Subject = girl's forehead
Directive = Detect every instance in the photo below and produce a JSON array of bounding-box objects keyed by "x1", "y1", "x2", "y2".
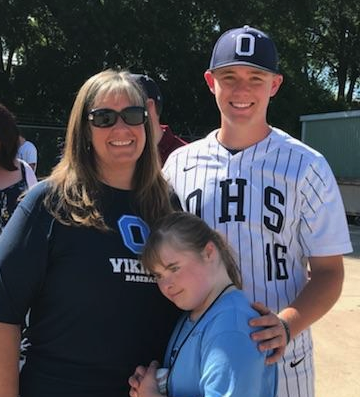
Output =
[{"x1": 158, "y1": 239, "x2": 183, "y2": 253}]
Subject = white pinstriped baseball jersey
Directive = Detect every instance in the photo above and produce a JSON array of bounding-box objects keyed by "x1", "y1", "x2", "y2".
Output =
[{"x1": 163, "y1": 127, "x2": 352, "y2": 397}]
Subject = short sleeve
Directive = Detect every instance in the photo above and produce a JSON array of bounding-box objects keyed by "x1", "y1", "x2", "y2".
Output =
[
  {"x1": 299, "y1": 156, "x2": 352, "y2": 256},
  {"x1": 25, "y1": 142, "x2": 38, "y2": 164},
  {"x1": 0, "y1": 183, "x2": 52, "y2": 324},
  {"x1": 200, "y1": 331, "x2": 277, "y2": 397}
]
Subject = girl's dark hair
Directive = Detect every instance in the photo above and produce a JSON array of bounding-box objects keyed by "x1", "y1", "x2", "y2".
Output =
[
  {"x1": 142, "y1": 212, "x2": 242, "y2": 289},
  {"x1": 0, "y1": 103, "x2": 20, "y2": 171}
]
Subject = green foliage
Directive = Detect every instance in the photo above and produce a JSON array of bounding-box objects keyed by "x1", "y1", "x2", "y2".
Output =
[
  {"x1": 0, "y1": 0, "x2": 359, "y2": 176},
  {"x1": 308, "y1": 0, "x2": 360, "y2": 102}
]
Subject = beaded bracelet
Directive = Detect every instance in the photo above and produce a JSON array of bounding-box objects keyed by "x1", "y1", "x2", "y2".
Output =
[{"x1": 279, "y1": 318, "x2": 291, "y2": 345}]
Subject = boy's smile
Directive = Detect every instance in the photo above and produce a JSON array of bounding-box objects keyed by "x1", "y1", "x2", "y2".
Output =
[{"x1": 204, "y1": 65, "x2": 283, "y2": 148}]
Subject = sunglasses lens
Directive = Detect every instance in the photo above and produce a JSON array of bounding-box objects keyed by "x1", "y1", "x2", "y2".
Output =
[
  {"x1": 88, "y1": 107, "x2": 146, "y2": 127},
  {"x1": 90, "y1": 109, "x2": 117, "y2": 127},
  {"x1": 121, "y1": 107, "x2": 146, "y2": 126}
]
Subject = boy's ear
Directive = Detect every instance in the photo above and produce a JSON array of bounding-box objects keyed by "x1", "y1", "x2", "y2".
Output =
[
  {"x1": 204, "y1": 71, "x2": 216, "y2": 94},
  {"x1": 270, "y1": 74, "x2": 283, "y2": 97},
  {"x1": 146, "y1": 98, "x2": 159, "y2": 123},
  {"x1": 146, "y1": 98, "x2": 156, "y2": 113}
]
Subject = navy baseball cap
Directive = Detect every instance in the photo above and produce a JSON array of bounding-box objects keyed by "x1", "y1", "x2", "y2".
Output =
[
  {"x1": 131, "y1": 74, "x2": 163, "y2": 116},
  {"x1": 209, "y1": 25, "x2": 279, "y2": 74}
]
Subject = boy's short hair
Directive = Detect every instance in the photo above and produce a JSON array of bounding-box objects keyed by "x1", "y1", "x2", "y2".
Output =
[{"x1": 209, "y1": 25, "x2": 279, "y2": 74}]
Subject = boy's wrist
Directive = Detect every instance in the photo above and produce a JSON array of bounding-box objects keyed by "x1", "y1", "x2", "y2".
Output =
[{"x1": 279, "y1": 318, "x2": 291, "y2": 345}]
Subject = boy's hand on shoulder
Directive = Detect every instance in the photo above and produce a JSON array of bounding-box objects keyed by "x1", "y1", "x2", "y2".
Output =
[{"x1": 249, "y1": 301, "x2": 288, "y2": 365}]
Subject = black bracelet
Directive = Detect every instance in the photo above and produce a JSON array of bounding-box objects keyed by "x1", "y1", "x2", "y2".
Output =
[{"x1": 279, "y1": 318, "x2": 291, "y2": 345}]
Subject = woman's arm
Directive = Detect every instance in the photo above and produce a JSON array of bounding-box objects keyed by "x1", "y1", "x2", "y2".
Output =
[{"x1": 0, "y1": 323, "x2": 21, "y2": 397}]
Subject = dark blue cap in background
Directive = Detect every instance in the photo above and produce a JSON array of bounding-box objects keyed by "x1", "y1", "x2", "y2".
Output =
[{"x1": 131, "y1": 74, "x2": 163, "y2": 116}]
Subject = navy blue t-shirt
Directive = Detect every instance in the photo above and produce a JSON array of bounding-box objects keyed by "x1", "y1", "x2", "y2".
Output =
[{"x1": 0, "y1": 181, "x2": 179, "y2": 397}]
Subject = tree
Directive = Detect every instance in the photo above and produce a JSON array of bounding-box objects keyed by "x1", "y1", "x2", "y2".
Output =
[
  {"x1": 0, "y1": 0, "x2": 40, "y2": 102},
  {"x1": 310, "y1": 0, "x2": 360, "y2": 103},
  {"x1": 0, "y1": 0, "x2": 359, "y2": 145}
]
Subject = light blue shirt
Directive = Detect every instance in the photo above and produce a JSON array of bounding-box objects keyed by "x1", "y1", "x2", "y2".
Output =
[{"x1": 164, "y1": 290, "x2": 277, "y2": 397}]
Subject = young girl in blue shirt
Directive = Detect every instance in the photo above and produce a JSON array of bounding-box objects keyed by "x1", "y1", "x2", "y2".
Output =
[{"x1": 130, "y1": 211, "x2": 277, "y2": 397}]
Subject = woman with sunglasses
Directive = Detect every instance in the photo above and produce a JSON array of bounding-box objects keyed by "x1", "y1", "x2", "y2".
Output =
[{"x1": 0, "y1": 69, "x2": 179, "y2": 397}]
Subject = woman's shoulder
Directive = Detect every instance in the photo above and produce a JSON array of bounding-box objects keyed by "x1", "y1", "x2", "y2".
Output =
[
  {"x1": 18, "y1": 179, "x2": 51, "y2": 212},
  {"x1": 23, "y1": 178, "x2": 50, "y2": 195}
]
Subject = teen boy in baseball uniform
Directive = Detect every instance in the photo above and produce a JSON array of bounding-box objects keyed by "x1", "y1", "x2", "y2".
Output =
[{"x1": 163, "y1": 25, "x2": 352, "y2": 397}]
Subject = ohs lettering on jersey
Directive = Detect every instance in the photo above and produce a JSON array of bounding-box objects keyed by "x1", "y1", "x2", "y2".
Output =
[
  {"x1": 109, "y1": 215, "x2": 156, "y2": 283},
  {"x1": 186, "y1": 178, "x2": 288, "y2": 281},
  {"x1": 185, "y1": 178, "x2": 284, "y2": 229}
]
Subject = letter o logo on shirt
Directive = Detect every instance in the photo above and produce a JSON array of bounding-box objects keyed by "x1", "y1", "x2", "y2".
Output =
[{"x1": 118, "y1": 215, "x2": 150, "y2": 254}]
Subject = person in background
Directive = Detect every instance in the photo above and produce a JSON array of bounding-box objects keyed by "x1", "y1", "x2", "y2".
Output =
[
  {"x1": 0, "y1": 69, "x2": 179, "y2": 397},
  {"x1": 131, "y1": 74, "x2": 187, "y2": 165},
  {"x1": 17, "y1": 132, "x2": 38, "y2": 172},
  {"x1": 129, "y1": 212, "x2": 277, "y2": 397},
  {"x1": 162, "y1": 25, "x2": 352, "y2": 397},
  {"x1": 0, "y1": 103, "x2": 37, "y2": 235}
]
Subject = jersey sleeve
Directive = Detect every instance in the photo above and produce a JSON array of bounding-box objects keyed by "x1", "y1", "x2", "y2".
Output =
[
  {"x1": 0, "y1": 183, "x2": 53, "y2": 324},
  {"x1": 299, "y1": 156, "x2": 352, "y2": 256},
  {"x1": 199, "y1": 330, "x2": 277, "y2": 397},
  {"x1": 162, "y1": 149, "x2": 188, "y2": 212}
]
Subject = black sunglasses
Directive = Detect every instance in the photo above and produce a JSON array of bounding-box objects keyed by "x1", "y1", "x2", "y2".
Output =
[{"x1": 87, "y1": 106, "x2": 148, "y2": 128}]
